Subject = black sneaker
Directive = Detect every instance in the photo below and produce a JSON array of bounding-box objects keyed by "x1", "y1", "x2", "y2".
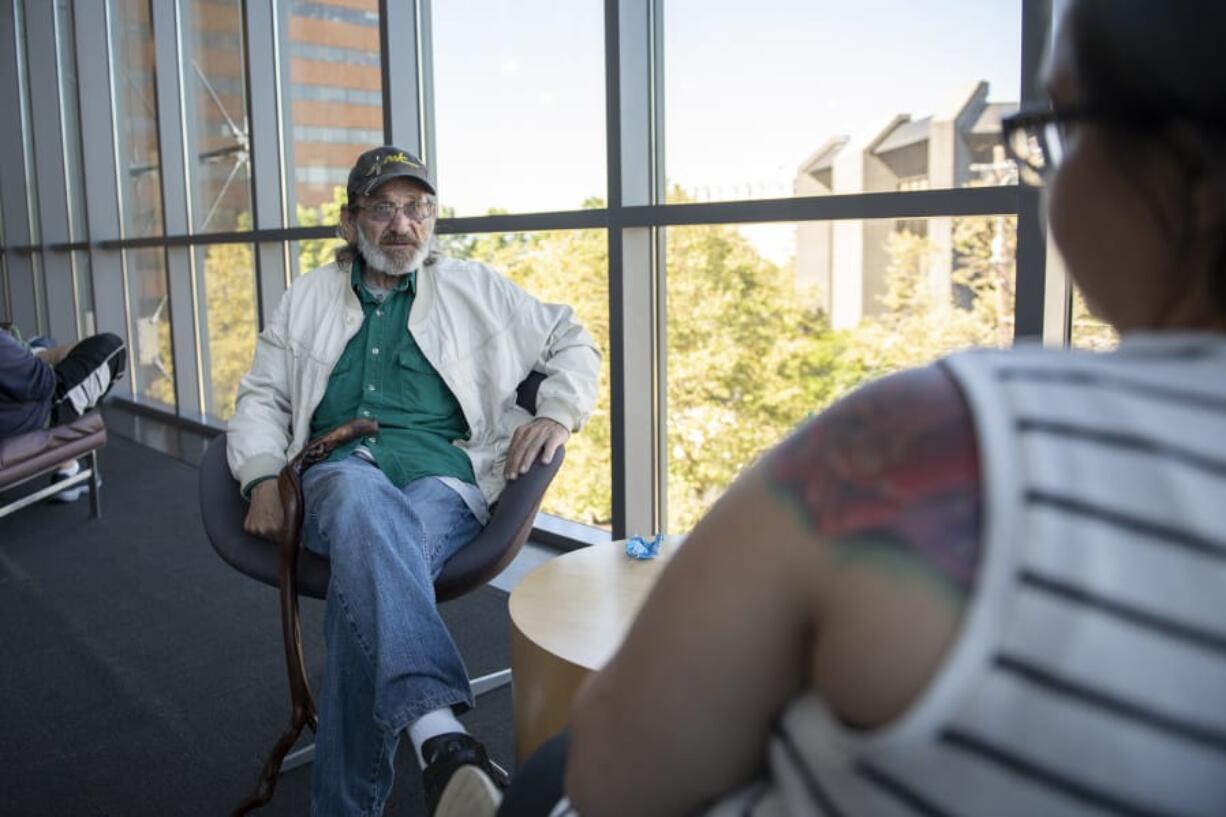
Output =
[{"x1": 421, "y1": 733, "x2": 508, "y2": 816}]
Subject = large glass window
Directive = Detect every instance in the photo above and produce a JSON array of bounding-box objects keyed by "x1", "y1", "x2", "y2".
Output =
[
  {"x1": 666, "y1": 214, "x2": 1017, "y2": 531},
  {"x1": 664, "y1": 0, "x2": 1022, "y2": 204},
  {"x1": 432, "y1": 0, "x2": 606, "y2": 216},
  {"x1": 438, "y1": 228, "x2": 612, "y2": 529},
  {"x1": 197, "y1": 243, "x2": 257, "y2": 421},
  {"x1": 184, "y1": 0, "x2": 252, "y2": 233},
  {"x1": 110, "y1": 0, "x2": 163, "y2": 238},
  {"x1": 282, "y1": 0, "x2": 383, "y2": 227},
  {"x1": 125, "y1": 248, "x2": 174, "y2": 408}
]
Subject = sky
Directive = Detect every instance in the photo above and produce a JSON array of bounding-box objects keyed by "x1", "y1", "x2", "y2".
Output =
[{"x1": 430, "y1": 0, "x2": 1023, "y2": 223}]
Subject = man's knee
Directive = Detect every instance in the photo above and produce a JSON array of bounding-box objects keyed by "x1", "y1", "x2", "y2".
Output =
[{"x1": 307, "y1": 462, "x2": 402, "y2": 523}]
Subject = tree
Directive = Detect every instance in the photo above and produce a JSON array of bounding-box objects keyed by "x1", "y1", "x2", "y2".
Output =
[
  {"x1": 443, "y1": 222, "x2": 613, "y2": 526},
  {"x1": 1071, "y1": 287, "x2": 1119, "y2": 350},
  {"x1": 662, "y1": 216, "x2": 850, "y2": 530},
  {"x1": 200, "y1": 222, "x2": 259, "y2": 420},
  {"x1": 842, "y1": 215, "x2": 1016, "y2": 383},
  {"x1": 298, "y1": 186, "x2": 348, "y2": 274}
]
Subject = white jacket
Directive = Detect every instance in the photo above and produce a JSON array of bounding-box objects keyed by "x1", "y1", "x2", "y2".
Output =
[{"x1": 226, "y1": 256, "x2": 601, "y2": 505}]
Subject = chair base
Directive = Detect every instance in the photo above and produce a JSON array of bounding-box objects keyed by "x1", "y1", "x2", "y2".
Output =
[
  {"x1": 280, "y1": 742, "x2": 314, "y2": 773},
  {"x1": 471, "y1": 668, "x2": 512, "y2": 697},
  {"x1": 0, "y1": 449, "x2": 100, "y2": 520}
]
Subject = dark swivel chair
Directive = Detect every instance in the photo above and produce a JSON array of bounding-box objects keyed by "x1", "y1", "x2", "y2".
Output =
[{"x1": 198, "y1": 374, "x2": 562, "y2": 815}]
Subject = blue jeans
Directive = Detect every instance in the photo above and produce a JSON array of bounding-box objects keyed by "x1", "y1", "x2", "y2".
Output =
[{"x1": 302, "y1": 455, "x2": 483, "y2": 816}]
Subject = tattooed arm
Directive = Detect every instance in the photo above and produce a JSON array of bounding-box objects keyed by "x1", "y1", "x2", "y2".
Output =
[{"x1": 566, "y1": 364, "x2": 982, "y2": 817}]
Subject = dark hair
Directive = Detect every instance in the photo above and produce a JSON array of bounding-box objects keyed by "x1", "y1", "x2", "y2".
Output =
[{"x1": 1068, "y1": 0, "x2": 1226, "y2": 311}]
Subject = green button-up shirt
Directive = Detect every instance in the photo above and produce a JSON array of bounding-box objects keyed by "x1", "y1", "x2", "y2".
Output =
[{"x1": 308, "y1": 259, "x2": 476, "y2": 488}]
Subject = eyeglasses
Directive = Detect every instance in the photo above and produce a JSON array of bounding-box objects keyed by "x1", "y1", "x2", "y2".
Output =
[
  {"x1": 1001, "y1": 104, "x2": 1212, "y2": 187},
  {"x1": 354, "y1": 199, "x2": 437, "y2": 223},
  {"x1": 1000, "y1": 106, "x2": 1093, "y2": 187}
]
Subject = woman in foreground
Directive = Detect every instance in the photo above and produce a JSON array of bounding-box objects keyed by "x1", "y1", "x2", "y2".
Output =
[{"x1": 443, "y1": 1, "x2": 1226, "y2": 814}]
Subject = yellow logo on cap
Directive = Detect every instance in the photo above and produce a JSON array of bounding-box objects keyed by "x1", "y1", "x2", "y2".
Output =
[
  {"x1": 364, "y1": 151, "x2": 423, "y2": 177},
  {"x1": 386, "y1": 151, "x2": 416, "y2": 166}
]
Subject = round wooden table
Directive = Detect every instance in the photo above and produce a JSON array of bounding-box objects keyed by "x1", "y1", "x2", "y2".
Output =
[{"x1": 508, "y1": 537, "x2": 680, "y2": 763}]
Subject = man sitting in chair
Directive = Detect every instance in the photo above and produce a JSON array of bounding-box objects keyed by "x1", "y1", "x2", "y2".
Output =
[
  {"x1": 226, "y1": 146, "x2": 600, "y2": 817},
  {"x1": 1, "y1": 327, "x2": 126, "y2": 501}
]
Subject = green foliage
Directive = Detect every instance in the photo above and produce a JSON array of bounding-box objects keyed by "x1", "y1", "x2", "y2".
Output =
[
  {"x1": 664, "y1": 220, "x2": 849, "y2": 530},
  {"x1": 201, "y1": 213, "x2": 259, "y2": 420},
  {"x1": 298, "y1": 187, "x2": 348, "y2": 274},
  {"x1": 1071, "y1": 287, "x2": 1119, "y2": 350},
  {"x1": 445, "y1": 221, "x2": 614, "y2": 526}
]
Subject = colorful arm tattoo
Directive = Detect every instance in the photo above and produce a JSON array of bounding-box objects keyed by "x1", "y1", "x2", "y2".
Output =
[{"x1": 768, "y1": 364, "x2": 983, "y2": 598}]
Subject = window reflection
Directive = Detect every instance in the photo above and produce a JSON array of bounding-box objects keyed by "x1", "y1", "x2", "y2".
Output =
[
  {"x1": 185, "y1": 0, "x2": 252, "y2": 233},
  {"x1": 72, "y1": 251, "x2": 96, "y2": 338},
  {"x1": 125, "y1": 248, "x2": 175, "y2": 408},
  {"x1": 282, "y1": 0, "x2": 383, "y2": 227}
]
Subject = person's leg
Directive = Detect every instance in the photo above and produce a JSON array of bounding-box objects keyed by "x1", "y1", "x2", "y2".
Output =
[
  {"x1": 302, "y1": 459, "x2": 481, "y2": 816},
  {"x1": 51, "y1": 332, "x2": 126, "y2": 422},
  {"x1": 495, "y1": 732, "x2": 572, "y2": 817}
]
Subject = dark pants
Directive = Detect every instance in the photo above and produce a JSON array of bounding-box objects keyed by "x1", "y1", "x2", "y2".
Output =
[
  {"x1": 51, "y1": 333, "x2": 126, "y2": 424},
  {"x1": 498, "y1": 732, "x2": 571, "y2": 817}
]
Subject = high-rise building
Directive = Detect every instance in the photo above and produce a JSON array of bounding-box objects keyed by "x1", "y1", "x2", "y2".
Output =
[{"x1": 794, "y1": 82, "x2": 1016, "y2": 328}]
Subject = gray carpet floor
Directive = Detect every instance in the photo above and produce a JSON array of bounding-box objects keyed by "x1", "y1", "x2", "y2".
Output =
[{"x1": 0, "y1": 433, "x2": 514, "y2": 817}]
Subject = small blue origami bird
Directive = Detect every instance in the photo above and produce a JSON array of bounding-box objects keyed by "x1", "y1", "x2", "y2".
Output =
[{"x1": 624, "y1": 532, "x2": 664, "y2": 560}]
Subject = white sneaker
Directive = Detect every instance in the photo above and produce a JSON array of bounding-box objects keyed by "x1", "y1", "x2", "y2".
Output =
[
  {"x1": 433, "y1": 765, "x2": 503, "y2": 817},
  {"x1": 50, "y1": 460, "x2": 85, "y2": 503}
]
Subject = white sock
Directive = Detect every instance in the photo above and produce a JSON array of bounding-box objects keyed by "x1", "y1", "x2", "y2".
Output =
[
  {"x1": 408, "y1": 707, "x2": 467, "y2": 769},
  {"x1": 55, "y1": 459, "x2": 81, "y2": 478}
]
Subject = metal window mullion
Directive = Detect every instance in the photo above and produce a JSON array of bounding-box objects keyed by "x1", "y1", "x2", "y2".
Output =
[
  {"x1": 1013, "y1": 0, "x2": 1053, "y2": 341},
  {"x1": 1040, "y1": 0, "x2": 1072, "y2": 346},
  {"x1": 152, "y1": 0, "x2": 202, "y2": 418},
  {"x1": 418, "y1": 0, "x2": 436, "y2": 167},
  {"x1": 72, "y1": 0, "x2": 131, "y2": 397},
  {"x1": 244, "y1": 0, "x2": 288, "y2": 326},
  {"x1": 650, "y1": 0, "x2": 667, "y2": 532},
  {"x1": 381, "y1": 0, "x2": 431, "y2": 165},
  {"x1": 0, "y1": 0, "x2": 38, "y2": 331},
  {"x1": 24, "y1": 0, "x2": 77, "y2": 343},
  {"x1": 613, "y1": 0, "x2": 659, "y2": 538},
  {"x1": 73, "y1": 189, "x2": 1016, "y2": 249}
]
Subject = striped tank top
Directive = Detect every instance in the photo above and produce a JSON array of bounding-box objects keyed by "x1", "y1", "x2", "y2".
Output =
[{"x1": 706, "y1": 333, "x2": 1226, "y2": 817}]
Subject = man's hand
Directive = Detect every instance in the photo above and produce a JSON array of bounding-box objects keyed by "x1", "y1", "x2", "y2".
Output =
[
  {"x1": 244, "y1": 479, "x2": 285, "y2": 542},
  {"x1": 33, "y1": 344, "x2": 72, "y2": 366},
  {"x1": 505, "y1": 418, "x2": 570, "y2": 480}
]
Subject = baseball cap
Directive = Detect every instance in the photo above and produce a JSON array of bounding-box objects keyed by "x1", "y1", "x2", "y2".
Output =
[{"x1": 346, "y1": 146, "x2": 436, "y2": 201}]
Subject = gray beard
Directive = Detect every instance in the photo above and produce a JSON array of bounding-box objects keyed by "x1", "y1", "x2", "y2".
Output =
[{"x1": 356, "y1": 227, "x2": 431, "y2": 277}]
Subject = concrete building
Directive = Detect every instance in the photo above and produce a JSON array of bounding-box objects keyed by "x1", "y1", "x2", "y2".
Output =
[{"x1": 794, "y1": 81, "x2": 1016, "y2": 329}]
